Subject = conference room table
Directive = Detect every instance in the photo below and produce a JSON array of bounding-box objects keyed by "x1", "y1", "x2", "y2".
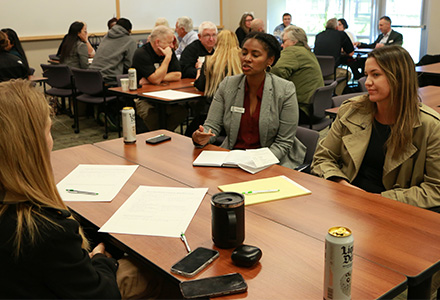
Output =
[
  {"x1": 416, "y1": 62, "x2": 440, "y2": 75},
  {"x1": 326, "y1": 85, "x2": 440, "y2": 118},
  {"x1": 93, "y1": 130, "x2": 440, "y2": 299},
  {"x1": 51, "y1": 143, "x2": 407, "y2": 299},
  {"x1": 109, "y1": 78, "x2": 203, "y2": 129}
]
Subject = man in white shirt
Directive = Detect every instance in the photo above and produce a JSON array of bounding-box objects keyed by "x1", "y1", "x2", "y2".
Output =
[
  {"x1": 355, "y1": 16, "x2": 403, "y2": 49},
  {"x1": 273, "y1": 13, "x2": 292, "y2": 44},
  {"x1": 175, "y1": 16, "x2": 198, "y2": 60}
]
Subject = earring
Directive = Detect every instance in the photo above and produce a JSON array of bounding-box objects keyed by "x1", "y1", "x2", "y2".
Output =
[{"x1": 266, "y1": 65, "x2": 272, "y2": 72}]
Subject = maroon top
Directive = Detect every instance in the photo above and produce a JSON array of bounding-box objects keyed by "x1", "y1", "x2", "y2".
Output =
[{"x1": 234, "y1": 79, "x2": 265, "y2": 149}]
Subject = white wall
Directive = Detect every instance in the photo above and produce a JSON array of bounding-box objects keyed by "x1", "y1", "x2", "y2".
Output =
[
  {"x1": 222, "y1": 0, "x2": 267, "y2": 32},
  {"x1": 426, "y1": 0, "x2": 440, "y2": 55}
]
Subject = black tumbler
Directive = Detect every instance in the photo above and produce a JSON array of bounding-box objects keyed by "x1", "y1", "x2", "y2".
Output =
[{"x1": 211, "y1": 192, "x2": 245, "y2": 248}]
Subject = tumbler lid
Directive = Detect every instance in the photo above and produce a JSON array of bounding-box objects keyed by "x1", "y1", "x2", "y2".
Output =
[{"x1": 211, "y1": 192, "x2": 244, "y2": 208}]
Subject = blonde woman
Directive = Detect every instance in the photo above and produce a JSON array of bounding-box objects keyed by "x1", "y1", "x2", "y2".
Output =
[
  {"x1": 187, "y1": 30, "x2": 242, "y2": 135},
  {"x1": 0, "y1": 80, "x2": 161, "y2": 298},
  {"x1": 311, "y1": 46, "x2": 440, "y2": 209}
]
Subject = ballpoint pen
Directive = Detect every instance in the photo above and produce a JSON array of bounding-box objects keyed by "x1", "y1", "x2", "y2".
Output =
[
  {"x1": 242, "y1": 189, "x2": 280, "y2": 195},
  {"x1": 180, "y1": 232, "x2": 191, "y2": 253},
  {"x1": 66, "y1": 189, "x2": 99, "y2": 195}
]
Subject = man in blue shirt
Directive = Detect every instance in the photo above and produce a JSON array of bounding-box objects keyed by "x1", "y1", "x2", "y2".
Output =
[{"x1": 273, "y1": 13, "x2": 292, "y2": 44}]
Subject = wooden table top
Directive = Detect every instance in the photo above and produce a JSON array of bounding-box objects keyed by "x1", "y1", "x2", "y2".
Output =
[
  {"x1": 51, "y1": 144, "x2": 407, "y2": 299},
  {"x1": 416, "y1": 62, "x2": 440, "y2": 75},
  {"x1": 326, "y1": 86, "x2": 440, "y2": 117},
  {"x1": 109, "y1": 78, "x2": 196, "y2": 96},
  {"x1": 94, "y1": 130, "x2": 440, "y2": 282}
]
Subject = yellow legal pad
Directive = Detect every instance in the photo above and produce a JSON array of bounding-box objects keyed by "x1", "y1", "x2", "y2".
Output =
[{"x1": 218, "y1": 175, "x2": 311, "y2": 206}]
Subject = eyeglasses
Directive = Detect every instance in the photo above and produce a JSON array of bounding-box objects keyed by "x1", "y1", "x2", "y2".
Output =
[{"x1": 202, "y1": 34, "x2": 217, "y2": 39}]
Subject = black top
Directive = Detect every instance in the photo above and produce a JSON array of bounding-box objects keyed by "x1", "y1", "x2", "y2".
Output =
[
  {"x1": 0, "y1": 204, "x2": 121, "y2": 299},
  {"x1": 235, "y1": 27, "x2": 247, "y2": 47},
  {"x1": 0, "y1": 51, "x2": 28, "y2": 82},
  {"x1": 132, "y1": 42, "x2": 180, "y2": 80},
  {"x1": 314, "y1": 29, "x2": 354, "y2": 66},
  {"x1": 180, "y1": 40, "x2": 214, "y2": 79},
  {"x1": 352, "y1": 119, "x2": 391, "y2": 193}
]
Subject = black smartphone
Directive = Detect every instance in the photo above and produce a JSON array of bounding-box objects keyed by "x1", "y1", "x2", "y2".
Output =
[
  {"x1": 145, "y1": 134, "x2": 171, "y2": 144},
  {"x1": 170, "y1": 247, "x2": 219, "y2": 277},
  {"x1": 179, "y1": 273, "x2": 247, "y2": 299}
]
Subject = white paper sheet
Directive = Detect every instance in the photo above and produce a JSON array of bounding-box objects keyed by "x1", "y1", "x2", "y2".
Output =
[
  {"x1": 98, "y1": 186, "x2": 208, "y2": 237},
  {"x1": 57, "y1": 164, "x2": 138, "y2": 202},
  {"x1": 142, "y1": 89, "x2": 202, "y2": 100}
]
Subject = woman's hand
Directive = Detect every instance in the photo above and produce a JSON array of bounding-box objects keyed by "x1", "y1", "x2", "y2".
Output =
[
  {"x1": 89, "y1": 242, "x2": 112, "y2": 259},
  {"x1": 192, "y1": 125, "x2": 215, "y2": 146},
  {"x1": 334, "y1": 178, "x2": 364, "y2": 191}
]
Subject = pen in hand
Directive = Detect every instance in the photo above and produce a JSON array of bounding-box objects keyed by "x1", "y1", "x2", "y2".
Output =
[{"x1": 180, "y1": 232, "x2": 191, "y2": 253}]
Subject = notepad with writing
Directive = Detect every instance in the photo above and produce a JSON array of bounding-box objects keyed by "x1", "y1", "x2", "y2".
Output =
[
  {"x1": 193, "y1": 148, "x2": 279, "y2": 174},
  {"x1": 218, "y1": 175, "x2": 311, "y2": 205}
]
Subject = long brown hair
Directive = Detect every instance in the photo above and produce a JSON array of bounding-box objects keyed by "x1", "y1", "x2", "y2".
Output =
[
  {"x1": 239, "y1": 13, "x2": 254, "y2": 33},
  {"x1": 0, "y1": 80, "x2": 89, "y2": 255},
  {"x1": 356, "y1": 46, "x2": 420, "y2": 158},
  {"x1": 204, "y1": 30, "x2": 242, "y2": 97}
]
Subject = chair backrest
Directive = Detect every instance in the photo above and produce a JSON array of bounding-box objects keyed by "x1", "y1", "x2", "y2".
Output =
[
  {"x1": 116, "y1": 74, "x2": 129, "y2": 87},
  {"x1": 315, "y1": 55, "x2": 336, "y2": 78},
  {"x1": 71, "y1": 68, "x2": 104, "y2": 95},
  {"x1": 40, "y1": 64, "x2": 73, "y2": 89},
  {"x1": 295, "y1": 126, "x2": 320, "y2": 167},
  {"x1": 332, "y1": 92, "x2": 367, "y2": 107},
  {"x1": 358, "y1": 76, "x2": 367, "y2": 92},
  {"x1": 310, "y1": 81, "x2": 337, "y2": 119},
  {"x1": 88, "y1": 34, "x2": 102, "y2": 50}
]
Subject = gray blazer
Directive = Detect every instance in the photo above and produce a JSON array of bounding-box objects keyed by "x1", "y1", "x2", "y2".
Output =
[{"x1": 203, "y1": 73, "x2": 306, "y2": 170}]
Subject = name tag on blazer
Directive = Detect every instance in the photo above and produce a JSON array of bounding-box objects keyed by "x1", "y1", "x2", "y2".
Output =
[{"x1": 231, "y1": 106, "x2": 245, "y2": 114}]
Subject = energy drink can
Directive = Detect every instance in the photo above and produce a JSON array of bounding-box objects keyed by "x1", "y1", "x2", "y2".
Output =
[
  {"x1": 324, "y1": 226, "x2": 353, "y2": 300},
  {"x1": 121, "y1": 107, "x2": 136, "y2": 144},
  {"x1": 128, "y1": 68, "x2": 137, "y2": 91}
]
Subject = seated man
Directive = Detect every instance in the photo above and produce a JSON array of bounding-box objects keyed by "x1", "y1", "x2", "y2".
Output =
[
  {"x1": 273, "y1": 13, "x2": 292, "y2": 44},
  {"x1": 250, "y1": 18, "x2": 265, "y2": 32},
  {"x1": 355, "y1": 16, "x2": 403, "y2": 49},
  {"x1": 175, "y1": 16, "x2": 198, "y2": 60},
  {"x1": 132, "y1": 25, "x2": 186, "y2": 131},
  {"x1": 314, "y1": 18, "x2": 354, "y2": 95},
  {"x1": 350, "y1": 16, "x2": 403, "y2": 79},
  {"x1": 180, "y1": 21, "x2": 217, "y2": 78},
  {"x1": 90, "y1": 18, "x2": 136, "y2": 86}
]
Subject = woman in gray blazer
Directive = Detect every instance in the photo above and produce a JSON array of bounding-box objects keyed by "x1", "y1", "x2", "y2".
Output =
[{"x1": 192, "y1": 32, "x2": 306, "y2": 169}]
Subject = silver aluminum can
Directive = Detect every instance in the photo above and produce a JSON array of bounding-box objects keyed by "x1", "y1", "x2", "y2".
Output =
[
  {"x1": 324, "y1": 226, "x2": 353, "y2": 300},
  {"x1": 128, "y1": 68, "x2": 137, "y2": 91},
  {"x1": 121, "y1": 107, "x2": 136, "y2": 144}
]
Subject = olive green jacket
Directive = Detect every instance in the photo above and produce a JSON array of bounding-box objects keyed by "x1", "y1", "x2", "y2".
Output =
[
  {"x1": 271, "y1": 44, "x2": 324, "y2": 117},
  {"x1": 311, "y1": 97, "x2": 440, "y2": 208}
]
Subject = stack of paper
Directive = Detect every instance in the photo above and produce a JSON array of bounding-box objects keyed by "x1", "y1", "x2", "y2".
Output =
[
  {"x1": 218, "y1": 175, "x2": 311, "y2": 205},
  {"x1": 193, "y1": 148, "x2": 279, "y2": 174},
  {"x1": 142, "y1": 90, "x2": 201, "y2": 100}
]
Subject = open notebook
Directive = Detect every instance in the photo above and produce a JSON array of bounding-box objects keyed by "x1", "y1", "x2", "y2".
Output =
[{"x1": 193, "y1": 148, "x2": 279, "y2": 174}]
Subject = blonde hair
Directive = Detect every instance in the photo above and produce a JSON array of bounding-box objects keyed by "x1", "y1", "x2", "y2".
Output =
[
  {"x1": 0, "y1": 80, "x2": 89, "y2": 255},
  {"x1": 282, "y1": 25, "x2": 310, "y2": 50},
  {"x1": 355, "y1": 46, "x2": 420, "y2": 158},
  {"x1": 203, "y1": 30, "x2": 242, "y2": 97},
  {"x1": 154, "y1": 17, "x2": 169, "y2": 28}
]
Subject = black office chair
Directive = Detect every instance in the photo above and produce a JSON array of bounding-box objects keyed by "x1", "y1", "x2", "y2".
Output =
[
  {"x1": 315, "y1": 55, "x2": 347, "y2": 86},
  {"x1": 40, "y1": 64, "x2": 75, "y2": 116},
  {"x1": 88, "y1": 34, "x2": 102, "y2": 51},
  {"x1": 299, "y1": 81, "x2": 337, "y2": 131},
  {"x1": 71, "y1": 68, "x2": 118, "y2": 139},
  {"x1": 294, "y1": 127, "x2": 320, "y2": 173}
]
